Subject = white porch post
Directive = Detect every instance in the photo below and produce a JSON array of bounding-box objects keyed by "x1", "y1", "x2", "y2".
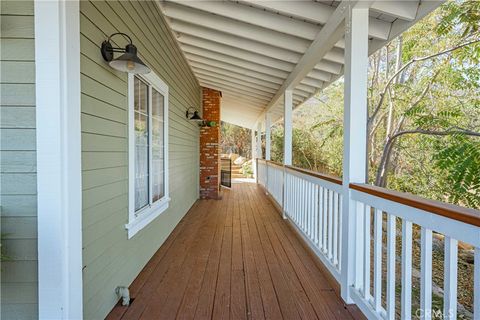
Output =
[
  {"x1": 282, "y1": 90, "x2": 293, "y2": 219},
  {"x1": 341, "y1": 4, "x2": 369, "y2": 303},
  {"x1": 265, "y1": 113, "x2": 271, "y2": 161},
  {"x1": 256, "y1": 122, "x2": 262, "y2": 159},
  {"x1": 35, "y1": 0, "x2": 83, "y2": 318},
  {"x1": 283, "y1": 90, "x2": 293, "y2": 166}
]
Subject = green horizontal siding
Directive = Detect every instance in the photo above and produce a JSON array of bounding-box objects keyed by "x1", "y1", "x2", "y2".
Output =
[
  {"x1": 80, "y1": 1, "x2": 201, "y2": 318},
  {"x1": 0, "y1": 1, "x2": 38, "y2": 319}
]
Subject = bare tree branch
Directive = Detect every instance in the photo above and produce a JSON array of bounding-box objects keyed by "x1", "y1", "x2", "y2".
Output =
[{"x1": 368, "y1": 38, "x2": 480, "y2": 127}]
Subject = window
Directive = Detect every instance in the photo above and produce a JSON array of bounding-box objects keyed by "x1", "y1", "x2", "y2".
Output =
[{"x1": 126, "y1": 72, "x2": 169, "y2": 238}]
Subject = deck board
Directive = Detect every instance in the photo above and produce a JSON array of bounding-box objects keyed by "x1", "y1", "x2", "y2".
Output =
[{"x1": 107, "y1": 182, "x2": 361, "y2": 320}]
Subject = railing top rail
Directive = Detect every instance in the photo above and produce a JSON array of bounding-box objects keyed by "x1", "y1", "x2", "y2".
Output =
[
  {"x1": 350, "y1": 183, "x2": 480, "y2": 227},
  {"x1": 266, "y1": 160, "x2": 284, "y2": 169},
  {"x1": 256, "y1": 158, "x2": 267, "y2": 164},
  {"x1": 285, "y1": 165, "x2": 342, "y2": 186}
]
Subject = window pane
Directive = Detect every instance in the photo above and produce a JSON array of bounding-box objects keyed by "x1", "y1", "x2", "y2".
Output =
[
  {"x1": 151, "y1": 88, "x2": 164, "y2": 202},
  {"x1": 134, "y1": 77, "x2": 149, "y2": 211}
]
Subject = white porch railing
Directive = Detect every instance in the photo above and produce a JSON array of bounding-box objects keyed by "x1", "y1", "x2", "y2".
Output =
[{"x1": 256, "y1": 159, "x2": 480, "y2": 320}]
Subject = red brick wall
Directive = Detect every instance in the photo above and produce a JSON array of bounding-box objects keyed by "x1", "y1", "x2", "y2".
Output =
[{"x1": 200, "y1": 87, "x2": 221, "y2": 199}]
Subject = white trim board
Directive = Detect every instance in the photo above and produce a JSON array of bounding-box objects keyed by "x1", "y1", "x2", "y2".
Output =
[{"x1": 35, "y1": 0, "x2": 83, "y2": 318}]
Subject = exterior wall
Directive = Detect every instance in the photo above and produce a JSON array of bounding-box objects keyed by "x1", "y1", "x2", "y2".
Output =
[
  {"x1": 200, "y1": 88, "x2": 221, "y2": 199},
  {"x1": 0, "y1": 1, "x2": 38, "y2": 319},
  {"x1": 80, "y1": 1, "x2": 201, "y2": 318}
]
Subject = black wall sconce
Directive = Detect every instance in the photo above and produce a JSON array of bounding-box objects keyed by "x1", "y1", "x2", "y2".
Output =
[
  {"x1": 101, "y1": 33, "x2": 151, "y2": 74},
  {"x1": 185, "y1": 107, "x2": 217, "y2": 127},
  {"x1": 186, "y1": 107, "x2": 203, "y2": 122}
]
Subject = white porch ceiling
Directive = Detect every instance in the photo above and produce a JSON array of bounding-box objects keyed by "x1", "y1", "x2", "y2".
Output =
[{"x1": 159, "y1": 0, "x2": 443, "y2": 129}]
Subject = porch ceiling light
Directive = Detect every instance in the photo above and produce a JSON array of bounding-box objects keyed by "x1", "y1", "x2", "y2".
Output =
[
  {"x1": 186, "y1": 107, "x2": 203, "y2": 122},
  {"x1": 100, "y1": 32, "x2": 150, "y2": 74}
]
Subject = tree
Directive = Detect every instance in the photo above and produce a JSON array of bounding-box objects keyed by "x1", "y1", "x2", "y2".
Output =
[{"x1": 220, "y1": 122, "x2": 252, "y2": 157}]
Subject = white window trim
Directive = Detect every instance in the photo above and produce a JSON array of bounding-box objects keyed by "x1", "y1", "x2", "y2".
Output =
[
  {"x1": 126, "y1": 72, "x2": 170, "y2": 239},
  {"x1": 35, "y1": 0, "x2": 83, "y2": 318}
]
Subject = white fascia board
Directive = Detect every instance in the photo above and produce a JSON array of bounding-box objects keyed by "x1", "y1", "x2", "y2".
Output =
[
  {"x1": 241, "y1": 0, "x2": 391, "y2": 40},
  {"x1": 369, "y1": 0, "x2": 445, "y2": 54},
  {"x1": 370, "y1": 1, "x2": 419, "y2": 21}
]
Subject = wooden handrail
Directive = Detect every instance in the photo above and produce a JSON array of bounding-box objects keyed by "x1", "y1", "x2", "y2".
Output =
[
  {"x1": 266, "y1": 160, "x2": 284, "y2": 169},
  {"x1": 261, "y1": 160, "x2": 343, "y2": 185},
  {"x1": 285, "y1": 165, "x2": 343, "y2": 185},
  {"x1": 350, "y1": 183, "x2": 480, "y2": 227}
]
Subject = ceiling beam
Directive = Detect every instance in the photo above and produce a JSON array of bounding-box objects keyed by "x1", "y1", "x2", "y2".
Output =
[
  {"x1": 194, "y1": 70, "x2": 278, "y2": 95},
  {"x1": 164, "y1": 0, "x2": 320, "y2": 40},
  {"x1": 198, "y1": 78, "x2": 273, "y2": 100},
  {"x1": 241, "y1": 0, "x2": 391, "y2": 40},
  {"x1": 171, "y1": 19, "x2": 302, "y2": 63},
  {"x1": 177, "y1": 34, "x2": 297, "y2": 70},
  {"x1": 162, "y1": 2, "x2": 313, "y2": 53},
  {"x1": 180, "y1": 36, "x2": 343, "y2": 76},
  {"x1": 264, "y1": 2, "x2": 348, "y2": 113},
  {"x1": 182, "y1": 44, "x2": 290, "y2": 79},
  {"x1": 189, "y1": 57, "x2": 283, "y2": 89},
  {"x1": 198, "y1": 83, "x2": 269, "y2": 106},
  {"x1": 197, "y1": 78, "x2": 274, "y2": 100}
]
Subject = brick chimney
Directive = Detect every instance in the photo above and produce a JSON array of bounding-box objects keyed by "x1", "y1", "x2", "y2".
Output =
[{"x1": 199, "y1": 87, "x2": 221, "y2": 199}]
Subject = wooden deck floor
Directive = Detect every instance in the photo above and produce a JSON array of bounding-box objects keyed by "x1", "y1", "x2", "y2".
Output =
[{"x1": 107, "y1": 182, "x2": 360, "y2": 320}]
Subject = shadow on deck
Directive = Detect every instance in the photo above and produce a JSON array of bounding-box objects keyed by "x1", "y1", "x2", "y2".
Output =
[{"x1": 107, "y1": 182, "x2": 363, "y2": 320}]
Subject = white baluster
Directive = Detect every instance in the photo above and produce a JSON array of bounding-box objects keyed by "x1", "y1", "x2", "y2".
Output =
[
  {"x1": 307, "y1": 181, "x2": 312, "y2": 237},
  {"x1": 328, "y1": 190, "x2": 334, "y2": 260},
  {"x1": 355, "y1": 201, "x2": 364, "y2": 290},
  {"x1": 420, "y1": 227, "x2": 432, "y2": 320},
  {"x1": 315, "y1": 185, "x2": 320, "y2": 247},
  {"x1": 319, "y1": 186, "x2": 324, "y2": 249},
  {"x1": 338, "y1": 195, "x2": 343, "y2": 272},
  {"x1": 363, "y1": 205, "x2": 371, "y2": 299},
  {"x1": 401, "y1": 220, "x2": 413, "y2": 319},
  {"x1": 373, "y1": 209, "x2": 382, "y2": 312},
  {"x1": 323, "y1": 188, "x2": 328, "y2": 253},
  {"x1": 333, "y1": 192, "x2": 339, "y2": 266},
  {"x1": 444, "y1": 237, "x2": 458, "y2": 320},
  {"x1": 308, "y1": 183, "x2": 317, "y2": 243},
  {"x1": 386, "y1": 214, "x2": 396, "y2": 320},
  {"x1": 474, "y1": 247, "x2": 479, "y2": 319}
]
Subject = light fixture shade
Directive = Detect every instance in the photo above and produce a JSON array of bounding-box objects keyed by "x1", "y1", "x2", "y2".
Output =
[
  {"x1": 108, "y1": 44, "x2": 151, "y2": 74},
  {"x1": 189, "y1": 111, "x2": 203, "y2": 121}
]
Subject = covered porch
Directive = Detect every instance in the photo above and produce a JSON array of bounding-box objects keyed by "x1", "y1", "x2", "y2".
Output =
[
  {"x1": 6, "y1": 0, "x2": 478, "y2": 319},
  {"x1": 107, "y1": 181, "x2": 361, "y2": 319}
]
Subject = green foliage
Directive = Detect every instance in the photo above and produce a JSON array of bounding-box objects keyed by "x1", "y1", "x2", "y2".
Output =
[
  {"x1": 268, "y1": 0, "x2": 480, "y2": 209},
  {"x1": 434, "y1": 136, "x2": 480, "y2": 208},
  {"x1": 241, "y1": 161, "x2": 253, "y2": 177},
  {"x1": 220, "y1": 121, "x2": 252, "y2": 157},
  {"x1": 437, "y1": 0, "x2": 480, "y2": 38}
]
